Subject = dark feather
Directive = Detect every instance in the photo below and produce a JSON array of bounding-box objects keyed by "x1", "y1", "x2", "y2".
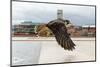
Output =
[{"x1": 46, "y1": 19, "x2": 76, "y2": 51}]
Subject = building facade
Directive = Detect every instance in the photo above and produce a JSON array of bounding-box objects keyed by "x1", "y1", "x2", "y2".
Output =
[{"x1": 12, "y1": 21, "x2": 37, "y2": 36}]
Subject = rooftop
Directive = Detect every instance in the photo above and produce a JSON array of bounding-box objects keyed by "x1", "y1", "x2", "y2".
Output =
[{"x1": 82, "y1": 25, "x2": 95, "y2": 28}]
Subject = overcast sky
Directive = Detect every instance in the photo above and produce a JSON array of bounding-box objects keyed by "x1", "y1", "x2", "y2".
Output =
[{"x1": 12, "y1": 1, "x2": 95, "y2": 26}]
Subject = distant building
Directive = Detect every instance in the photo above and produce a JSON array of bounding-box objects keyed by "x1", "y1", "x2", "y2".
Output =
[
  {"x1": 66, "y1": 24, "x2": 96, "y2": 37},
  {"x1": 57, "y1": 10, "x2": 63, "y2": 19},
  {"x1": 12, "y1": 21, "x2": 37, "y2": 36},
  {"x1": 12, "y1": 21, "x2": 48, "y2": 37},
  {"x1": 82, "y1": 25, "x2": 95, "y2": 37}
]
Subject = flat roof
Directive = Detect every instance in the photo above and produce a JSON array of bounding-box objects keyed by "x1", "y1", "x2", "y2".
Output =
[{"x1": 82, "y1": 25, "x2": 95, "y2": 28}]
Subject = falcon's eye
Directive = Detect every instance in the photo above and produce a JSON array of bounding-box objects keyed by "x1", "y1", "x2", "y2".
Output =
[
  {"x1": 67, "y1": 22, "x2": 70, "y2": 24},
  {"x1": 65, "y1": 20, "x2": 70, "y2": 24}
]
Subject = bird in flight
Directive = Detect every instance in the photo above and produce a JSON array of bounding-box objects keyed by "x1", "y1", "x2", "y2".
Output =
[{"x1": 46, "y1": 18, "x2": 76, "y2": 51}]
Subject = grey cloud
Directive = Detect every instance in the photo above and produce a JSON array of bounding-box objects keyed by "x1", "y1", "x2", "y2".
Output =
[{"x1": 12, "y1": 1, "x2": 95, "y2": 25}]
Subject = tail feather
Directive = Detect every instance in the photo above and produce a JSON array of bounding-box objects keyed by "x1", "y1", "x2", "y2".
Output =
[
  {"x1": 54, "y1": 31, "x2": 76, "y2": 51},
  {"x1": 63, "y1": 38, "x2": 75, "y2": 50}
]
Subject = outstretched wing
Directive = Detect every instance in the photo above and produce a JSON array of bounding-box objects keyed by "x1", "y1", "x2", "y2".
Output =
[{"x1": 46, "y1": 19, "x2": 76, "y2": 50}]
